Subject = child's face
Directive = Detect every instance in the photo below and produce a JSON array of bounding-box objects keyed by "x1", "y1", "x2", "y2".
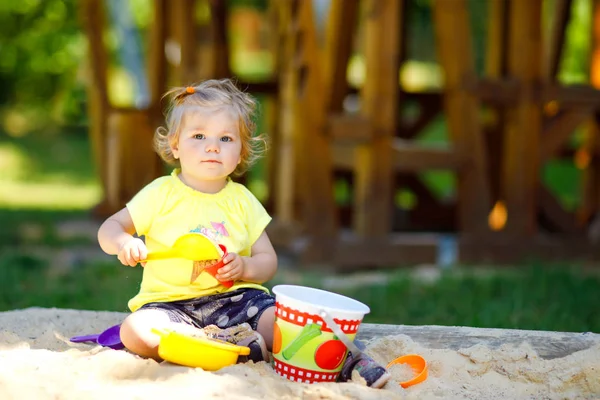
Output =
[{"x1": 171, "y1": 107, "x2": 242, "y2": 192}]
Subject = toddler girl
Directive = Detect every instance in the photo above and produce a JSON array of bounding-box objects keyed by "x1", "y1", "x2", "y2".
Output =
[
  {"x1": 97, "y1": 78, "x2": 389, "y2": 387},
  {"x1": 98, "y1": 79, "x2": 277, "y2": 362}
]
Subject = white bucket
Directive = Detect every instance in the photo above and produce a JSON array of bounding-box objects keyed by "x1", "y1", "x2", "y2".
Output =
[{"x1": 271, "y1": 285, "x2": 370, "y2": 384}]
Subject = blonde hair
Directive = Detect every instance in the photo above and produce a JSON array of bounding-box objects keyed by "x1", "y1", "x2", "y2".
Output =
[{"x1": 154, "y1": 78, "x2": 266, "y2": 176}]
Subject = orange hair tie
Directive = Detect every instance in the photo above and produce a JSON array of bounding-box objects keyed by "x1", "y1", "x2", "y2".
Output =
[{"x1": 185, "y1": 86, "x2": 195, "y2": 94}]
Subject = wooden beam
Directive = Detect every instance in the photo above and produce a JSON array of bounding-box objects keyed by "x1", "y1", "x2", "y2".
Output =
[
  {"x1": 459, "y1": 234, "x2": 600, "y2": 263},
  {"x1": 332, "y1": 141, "x2": 462, "y2": 172},
  {"x1": 355, "y1": 0, "x2": 401, "y2": 237},
  {"x1": 432, "y1": 0, "x2": 491, "y2": 235},
  {"x1": 466, "y1": 77, "x2": 519, "y2": 105},
  {"x1": 288, "y1": 232, "x2": 439, "y2": 267},
  {"x1": 467, "y1": 79, "x2": 600, "y2": 108},
  {"x1": 542, "y1": 85, "x2": 600, "y2": 107},
  {"x1": 328, "y1": 114, "x2": 373, "y2": 142},
  {"x1": 540, "y1": 108, "x2": 593, "y2": 162},
  {"x1": 270, "y1": 228, "x2": 600, "y2": 268},
  {"x1": 392, "y1": 141, "x2": 463, "y2": 171},
  {"x1": 330, "y1": 232, "x2": 438, "y2": 267},
  {"x1": 545, "y1": 0, "x2": 572, "y2": 81},
  {"x1": 357, "y1": 324, "x2": 600, "y2": 361},
  {"x1": 502, "y1": 0, "x2": 543, "y2": 236},
  {"x1": 323, "y1": 0, "x2": 359, "y2": 113}
]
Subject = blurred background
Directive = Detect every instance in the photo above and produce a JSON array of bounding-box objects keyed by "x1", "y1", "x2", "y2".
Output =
[{"x1": 0, "y1": 0, "x2": 598, "y2": 333}]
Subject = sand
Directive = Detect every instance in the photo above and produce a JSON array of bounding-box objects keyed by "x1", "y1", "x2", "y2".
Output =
[{"x1": 0, "y1": 308, "x2": 599, "y2": 400}]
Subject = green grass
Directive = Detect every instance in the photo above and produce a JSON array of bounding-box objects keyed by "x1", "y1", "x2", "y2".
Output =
[
  {"x1": 330, "y1": 266, "x2": 600, "y2": 333},
  {"x1": 0, "y1": 209, "x2": 94, "y2": 247},
  {"x1": 0, "y1": 251, "x2": 140, "y2": 313},
  {"x1": 0, "y1": 131, "x2": 101, "y2": 209},
  {"x1": 1, "y1": 249, "x2": 598, "y2": 333}
]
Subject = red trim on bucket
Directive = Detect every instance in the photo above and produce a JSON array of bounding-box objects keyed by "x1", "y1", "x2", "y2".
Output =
[
  {"x1": 273, "y1": 359, "x2": 339, "y2": 383},
  {"x1": 275, "y1": 301, "x2": 362, "y2": 334}
]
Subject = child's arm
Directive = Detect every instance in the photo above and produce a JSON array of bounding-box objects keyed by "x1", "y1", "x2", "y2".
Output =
[
  {"x1": 98, "y1": 207, "x2": 147, "y2": 266},
  {"x1": 217, "y1": 231, "x2": 277, "y2": 284}
]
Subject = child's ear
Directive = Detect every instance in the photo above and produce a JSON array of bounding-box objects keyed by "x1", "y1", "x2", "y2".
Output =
[{"x1": 169, "y1": 135, "x2": 179, "y2": 159}]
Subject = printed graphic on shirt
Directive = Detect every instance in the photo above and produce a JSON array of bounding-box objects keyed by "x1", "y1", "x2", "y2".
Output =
[
  {"x1": 191, "y1": 221, "x2": 229, "y2": 242},
  {"x1": 189, "y1": 222, "x2": 228, "y2": 283}
]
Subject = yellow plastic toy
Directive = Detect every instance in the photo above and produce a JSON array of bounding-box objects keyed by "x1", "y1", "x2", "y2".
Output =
[
  {"x1": 141, "y1": 232, "x2": 223, "y2": 262},
  {"x1": 152, "y1": 328, "x2": 250, "y2": 371}
]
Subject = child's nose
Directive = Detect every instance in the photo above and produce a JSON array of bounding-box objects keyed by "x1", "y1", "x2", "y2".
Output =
[{"x1": 205, "y1": 139, "x2": 220, "y2": 153}]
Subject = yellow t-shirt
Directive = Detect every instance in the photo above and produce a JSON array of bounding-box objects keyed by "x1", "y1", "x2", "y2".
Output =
[{"x1": 126, "y1": 169, "x2": 272, "y2": 312}]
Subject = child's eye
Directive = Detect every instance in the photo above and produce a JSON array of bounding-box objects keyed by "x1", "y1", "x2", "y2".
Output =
[
  {"x1": 193, "y1": 134, "x2": 205, "y2": 139},
  {"x1": 220, "y1": 136, "x2": 233, "y2": 142}
]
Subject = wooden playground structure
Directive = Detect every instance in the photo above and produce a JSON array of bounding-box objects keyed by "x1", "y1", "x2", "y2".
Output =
[{"x1": 80, "y1": 0, "x2": 600, "y2": 268}]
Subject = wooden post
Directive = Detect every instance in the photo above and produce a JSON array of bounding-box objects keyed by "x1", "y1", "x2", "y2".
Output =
[
  {"x1": 354, "y1": 0, "x2": 400, "y2": 237},
  {"x1": 581, "y1": 0, "x2": 600, "y2": 226},
  {"x1": 261, "y1": 1, "x2": 283, "y2": 214},
  {"x1": 273, "y1": 2, "x2": 299, "y2": 228},
  {"x1": 79, "y1": 0, "x2": 111, "y2": 214},
  {"x1": 209, "y1": 0, "x2": 230, "y2": 78},
  {"x1": 432, "y1": 0, "x2": 491, "y2": 235},
  {"x1": 323, "y1": 0, "x2": 359, "y2": 114},
  {"x1": 148, "y1": 0, "x2": 168, "y2": 126},
  {"x1": 545, "y1": 0, "x2": 573, "y2": 82},
  {"x1": 484, "y1": 0, "x2": 508, "y2": 205},
  {"x1": 292, "y1": 0, "x2": 337, "y2": 259},
  {"x1": 272, "y1": 0, "x2": 338, "y2": 257},
  {"x1": 502, "y1": 0, "x2": 543, "y2": 235},
  {"x1": 171, "y1": 0, "x2": 198, "y2": 85}
]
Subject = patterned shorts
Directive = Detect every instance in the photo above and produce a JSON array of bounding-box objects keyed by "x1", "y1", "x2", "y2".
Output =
[{"x1": 137, "y1": 288, "x2": 275, "y2": 330}]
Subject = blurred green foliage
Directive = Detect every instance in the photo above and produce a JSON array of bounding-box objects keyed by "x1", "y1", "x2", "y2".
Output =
[{"x1": 0, "y1": 0, "x2": 87, "y2": 130}]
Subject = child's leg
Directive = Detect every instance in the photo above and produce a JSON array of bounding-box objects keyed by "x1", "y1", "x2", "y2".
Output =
[
  {"x1": 120, "y1": 307, "x2": 203, "y2": 360},
  {"x1": 255, "y1": 306, "x2": 275, "y2": 351},
  {"x1": 120, "y1": 309, "x2": 169, "y2": 360}
]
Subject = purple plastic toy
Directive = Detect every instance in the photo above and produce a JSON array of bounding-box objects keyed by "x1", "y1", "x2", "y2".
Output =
[{"x1": 70, "y1": 324, "x2": 124, "y2": 350}]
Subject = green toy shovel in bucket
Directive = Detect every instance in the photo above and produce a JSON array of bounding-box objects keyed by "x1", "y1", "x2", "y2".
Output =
[{"x1": 271, "y1": 285, "x2": 370, "y2": 384}]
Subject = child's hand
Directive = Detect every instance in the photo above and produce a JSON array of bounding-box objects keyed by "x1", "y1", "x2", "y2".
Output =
[
  {"x1": 118, "y1": 238, "x2": 147, "y2": 267},
  {"x1": 216, "y1": 252, "x2": 245, "y2": 282}
]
